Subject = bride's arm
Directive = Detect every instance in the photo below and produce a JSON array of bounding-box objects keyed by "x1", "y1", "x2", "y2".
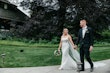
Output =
[
  {"x1": 68, "y1": 35, "x2": 75, "y2": 48},
  {"x1": 58, "y1": 37, "x2": 62, "y2": 52}
]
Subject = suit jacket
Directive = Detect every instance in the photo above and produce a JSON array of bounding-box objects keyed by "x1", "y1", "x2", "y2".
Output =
[{"x1": 76, "y1": 26, "x2": 94, "y2": 48}]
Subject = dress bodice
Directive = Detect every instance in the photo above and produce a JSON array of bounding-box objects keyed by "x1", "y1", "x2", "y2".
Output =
[
  {"x1": 61, "y1": 37, "x2": 68, "y2": 42},
  {"x1": 61, "y1": 37, "x2": 69, "y2": 47}
]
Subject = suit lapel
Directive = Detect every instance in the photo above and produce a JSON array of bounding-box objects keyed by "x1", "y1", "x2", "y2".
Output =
[{"x1": 80, "y1": 28, "x2": 83, "y2": 39}]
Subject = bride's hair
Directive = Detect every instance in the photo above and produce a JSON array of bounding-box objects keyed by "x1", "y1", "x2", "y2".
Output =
[
  {"x1": 63, "y1": 28, "x2": 69, "y2": 34},
  {"x1": 63, "y1": 28, "x2": 68, "y2": 31}
]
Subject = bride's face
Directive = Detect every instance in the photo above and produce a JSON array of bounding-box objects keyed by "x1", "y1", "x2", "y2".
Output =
[{"x1": 63, "y1": 29, "x2": 68, "y2": 35}]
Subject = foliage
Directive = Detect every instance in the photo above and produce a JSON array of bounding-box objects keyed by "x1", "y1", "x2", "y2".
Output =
[
  {"x1": 97, "y1": 30, "x2": 110, "y2": 43},
  {"x1": 50, "y1": 37, "x2": 59, "y2": 44},
  {"x1": 101, "y1": 30, "x2": 110, "y2": 39},
  {"x1": 12, "y1": 0, "x2": 110, "y2": 40}
]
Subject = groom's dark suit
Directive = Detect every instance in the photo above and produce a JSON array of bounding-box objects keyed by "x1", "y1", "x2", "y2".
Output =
[{"x1": 76, "y1": 26, "x2": 94, "y2": 70}]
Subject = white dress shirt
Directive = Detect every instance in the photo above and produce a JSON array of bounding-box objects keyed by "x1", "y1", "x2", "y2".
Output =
[{"x1": 82, "y1": 26, "x2": 87, "y2": 38}]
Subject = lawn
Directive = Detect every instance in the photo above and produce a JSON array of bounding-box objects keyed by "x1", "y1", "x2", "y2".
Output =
[
  {"x1": 0, "y1": 44, "x2": 110, "y2": 68},
  {"x1": 0, "y1": 45, "x2": 61, "y2": 68}
]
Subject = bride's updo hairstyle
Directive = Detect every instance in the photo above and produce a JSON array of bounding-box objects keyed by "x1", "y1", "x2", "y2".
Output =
[{"x1": 63, "y1": 28, "x2": 69, "y2": 35}]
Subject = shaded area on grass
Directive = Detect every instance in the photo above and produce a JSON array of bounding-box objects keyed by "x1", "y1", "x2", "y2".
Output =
[{"x1": 0, "y1": 40, "x2": 110, "y2": 48}]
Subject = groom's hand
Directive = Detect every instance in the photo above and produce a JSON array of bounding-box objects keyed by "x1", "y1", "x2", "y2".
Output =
[
  {"x1": 74, "y1": 45, "x2": 78, "y2": 49},
  {"x1": 89, "y1": 46, "x2": 93, "y2": 52}
]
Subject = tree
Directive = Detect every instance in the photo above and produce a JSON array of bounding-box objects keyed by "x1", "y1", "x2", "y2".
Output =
[{"x1": 14, "y1": 0, "x2": 110, "y2": 40}]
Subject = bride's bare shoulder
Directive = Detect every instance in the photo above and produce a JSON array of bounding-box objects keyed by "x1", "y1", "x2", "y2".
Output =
[
  {"x1": 61, "y1": 35, "x2": 63, "y2": 38},
  {"x1": 68, "y1": 34, "x2": 72, "y2": 38}
]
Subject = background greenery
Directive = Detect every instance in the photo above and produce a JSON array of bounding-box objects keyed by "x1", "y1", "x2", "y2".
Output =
[{"x1": 8, "y1": 0, "x2": 110, "y2": 40}]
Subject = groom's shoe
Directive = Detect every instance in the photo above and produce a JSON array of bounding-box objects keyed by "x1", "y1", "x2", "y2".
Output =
[
  {"x1": 80, "y1": 69, "x2": 85, "y2": 71},
  {"x1": 90, "y1": 67, "x2": 94, "y2": 72}
]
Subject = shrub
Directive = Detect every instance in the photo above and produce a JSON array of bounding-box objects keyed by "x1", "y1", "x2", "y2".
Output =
[
  {"x1": 51, "y1": 37, "x2": 59, "y2": 44},
  {"x1": 38, "y1": 38, "x2": 48, "y2": 44},
  {"x1": 101, "y1": 30, "x2": 110, "y2": 39}
]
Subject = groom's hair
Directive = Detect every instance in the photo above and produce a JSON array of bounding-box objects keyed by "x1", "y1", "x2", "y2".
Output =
[
  {"x1": 80, "y1": 19, "x2": 88, "y2": 24},
  {"x1": 80, "y1": 19, "x2": 87, "y2": 22}
]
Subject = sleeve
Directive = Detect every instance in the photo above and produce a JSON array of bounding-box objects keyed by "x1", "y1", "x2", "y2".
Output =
[
  {"x1": 89, "y1": 28, "x2": 94, "y2": 46},
  {"x1": 75, "y1": 30, "x2": 80, "y2": 45}
]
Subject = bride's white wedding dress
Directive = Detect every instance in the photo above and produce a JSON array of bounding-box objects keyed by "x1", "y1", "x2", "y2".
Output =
[{"x1": 59, "y1": 37, "x2": 106, "y2": 70}]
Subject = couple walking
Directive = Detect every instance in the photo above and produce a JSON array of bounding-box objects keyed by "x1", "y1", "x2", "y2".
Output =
[{"x1": 58, "y1": 19, "x2": 94, "y2": 72}]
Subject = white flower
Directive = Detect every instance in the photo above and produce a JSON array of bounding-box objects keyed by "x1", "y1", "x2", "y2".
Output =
[{"x1": 54, "y1": 50, "x2": 61, "y2": 56}]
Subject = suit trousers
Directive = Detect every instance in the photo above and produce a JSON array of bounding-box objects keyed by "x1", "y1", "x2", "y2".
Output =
[{"x1": 80, "y1": 45, "x2": 93, "y2": 70}]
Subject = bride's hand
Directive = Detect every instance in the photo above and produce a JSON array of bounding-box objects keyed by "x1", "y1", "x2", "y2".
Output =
[
  {"x1": 73, "y1": 45, "x2": 75, "y2": 49},
  {"x1": 58, "y1": 49, "x2": 60, "y2": 52},
  {"x1": 73, "y1": 45, "x2": 77, "y2": 49}
]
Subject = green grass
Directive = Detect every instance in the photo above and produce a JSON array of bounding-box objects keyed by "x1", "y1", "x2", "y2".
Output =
[
  {"x1": 91, "y1": 46, "x2": 110, "y2": 61},
  {"x1": 0, "y1": 40, "x2": 110, "y2": 68},
  {"x1": 0, "y1": 45, "x2": 61, "y2": 68},
  {"x1": 0, "y1": 40, "x2": 110, "y2": 47},
  {"x1": 0, "y1": 45, "x2": 110, "y2": 68},
  {"x1": 0, "y1": 40, "x2": 58, "y2": 47}
]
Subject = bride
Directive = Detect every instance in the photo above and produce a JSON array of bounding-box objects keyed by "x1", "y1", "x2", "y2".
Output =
[
  {"x1": 58, "y1": 28, "x2": 80, "y2": 70},
  {"x1": 58, "y1": 28, "x2": 106, "y2": 70}
]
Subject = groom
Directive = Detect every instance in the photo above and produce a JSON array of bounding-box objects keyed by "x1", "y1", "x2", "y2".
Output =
[{"x1": 75, "y1": 19, "x2": 94, "y2": 72}]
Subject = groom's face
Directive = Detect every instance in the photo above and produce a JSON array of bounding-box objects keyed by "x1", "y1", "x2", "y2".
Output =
[{"x1": 80, "y1": 20, "x2": 87, "y2": 28}]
